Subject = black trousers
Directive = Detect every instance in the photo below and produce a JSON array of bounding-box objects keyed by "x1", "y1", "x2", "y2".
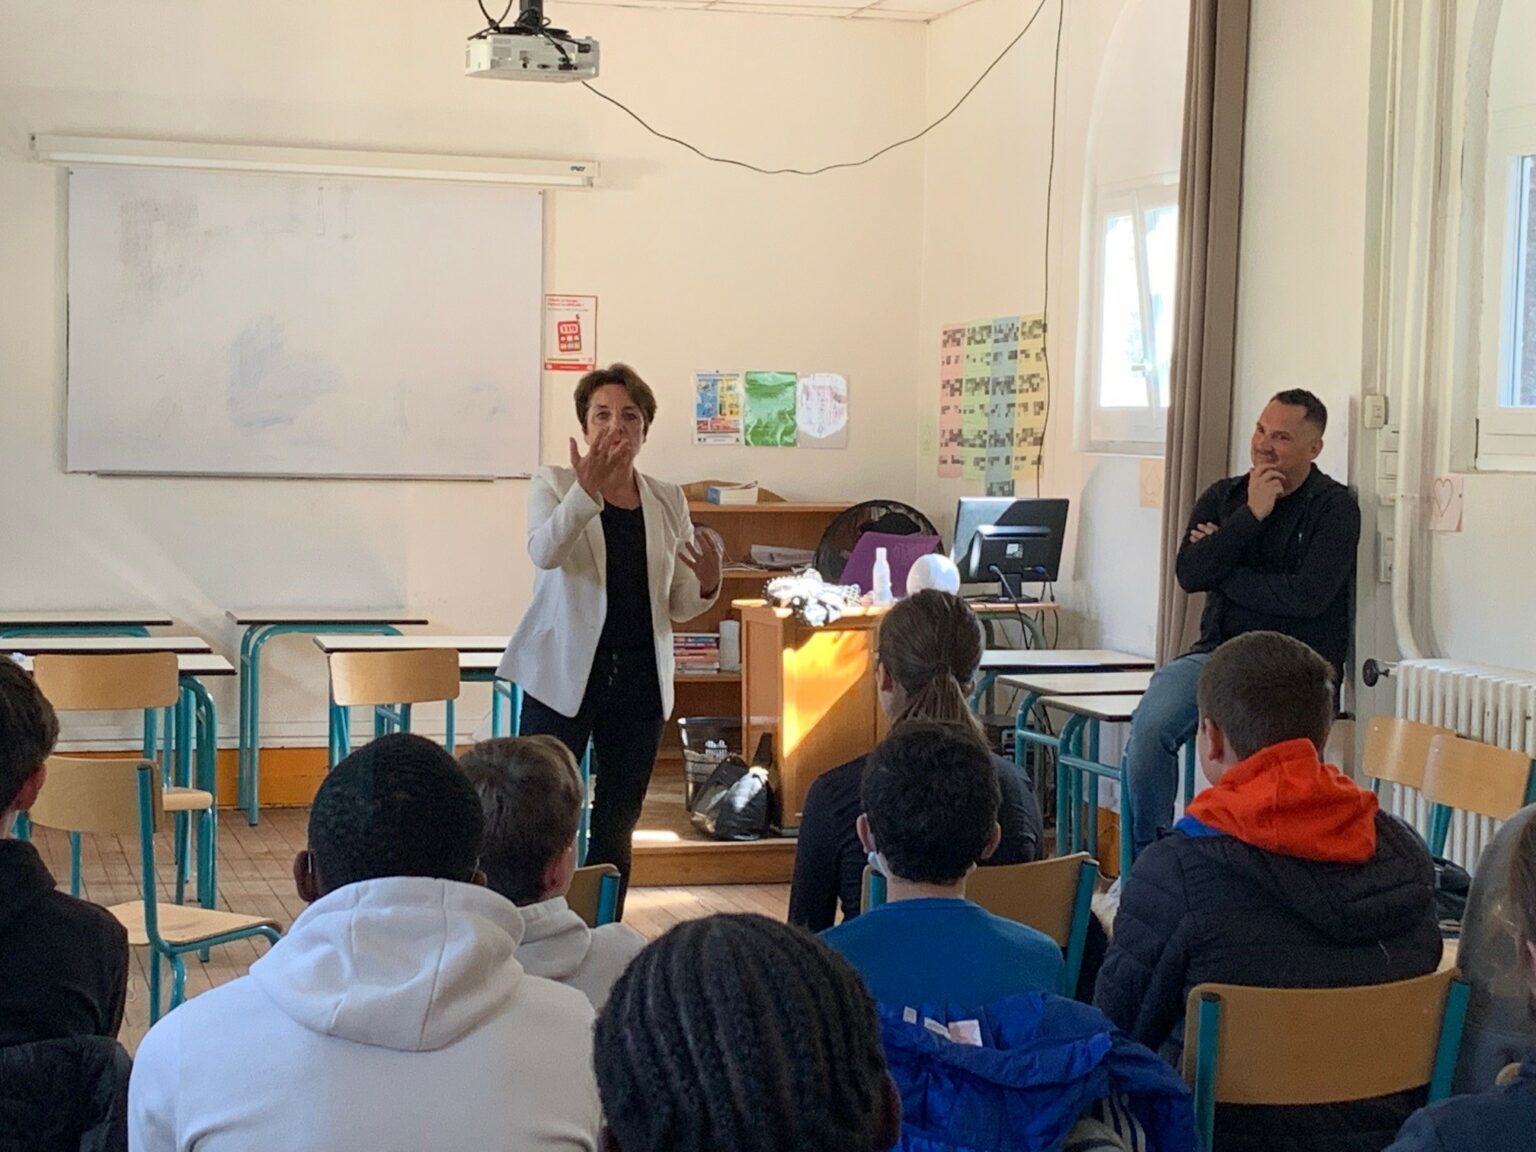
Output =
[{"x1": 519, "y1": 646, "x2": 664, "y2": 913}]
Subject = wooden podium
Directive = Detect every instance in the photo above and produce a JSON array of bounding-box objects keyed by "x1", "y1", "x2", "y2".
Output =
[{"x1": 739, "y1": 603, "x2": 889, "y2": 831}]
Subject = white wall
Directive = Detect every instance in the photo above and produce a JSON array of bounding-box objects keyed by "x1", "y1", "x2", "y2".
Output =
[
  {"x1": 1424, "y1": 0, "x2": 1536, "y2": 669},
  {"x1": 0, "y1": 1, "x2": 927, "y2": 742},
  {"x1": 918, "y1": 0, "x2": 1167, "y2": 657}
]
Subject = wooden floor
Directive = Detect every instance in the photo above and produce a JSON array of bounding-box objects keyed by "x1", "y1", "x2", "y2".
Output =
[{"x1": 29, "y1": 811, "x2": 789, "y2": 1055}]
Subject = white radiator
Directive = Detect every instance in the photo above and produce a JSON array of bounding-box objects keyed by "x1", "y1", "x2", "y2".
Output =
[{"x1": 1392, "y1": 659, "x2": 1536, "y2": 871}]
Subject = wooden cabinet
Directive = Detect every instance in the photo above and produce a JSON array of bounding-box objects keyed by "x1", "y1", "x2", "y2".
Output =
[
  {"x1": 663, "y1": 499, "x2": 848, "y2": 764},
  {"x1": 739, "y1": 604, "x2": 889, "y2": 831}
]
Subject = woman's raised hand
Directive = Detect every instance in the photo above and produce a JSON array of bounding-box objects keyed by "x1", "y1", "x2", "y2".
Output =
[
  {"x1": 678, "y1": 529, "x2": 723, "y2": 597},
  {"x1": 570, "y1": 428, "x2": 634, "y2": 499}
]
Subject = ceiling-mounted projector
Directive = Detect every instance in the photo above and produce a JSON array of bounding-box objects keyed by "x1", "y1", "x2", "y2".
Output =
[{"x1": 466, "y1": 0, "x2": 598, "y2": 82}]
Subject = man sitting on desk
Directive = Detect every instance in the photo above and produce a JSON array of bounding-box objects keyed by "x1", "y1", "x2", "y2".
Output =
[{"x1": 1124, "y1": 388, "x2": 1360, "y2": 860}]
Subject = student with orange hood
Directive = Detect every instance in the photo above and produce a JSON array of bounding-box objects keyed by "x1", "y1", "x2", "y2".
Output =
[{"x1": 1094, "y1": 631, "x2": 1441, "y2": 1152}]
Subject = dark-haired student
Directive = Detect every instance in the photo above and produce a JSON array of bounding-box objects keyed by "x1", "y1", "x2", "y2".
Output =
[
  {"x1": 821, "y1": 722, "x2": 1063, "y2": 1013},
  {"x1": 788, "y1": 590, "x2": 1043, "y2": 933},
  {"x1": 130, "y1": 733, "x2": 600, "y2": 1152},
  {"x1": 460, "y1": 735, "x2": 645, "y2": 1009},
  {"x1": 1385, "y1": 813, "x2": 1536, "y2": 1151},
  {"x1": 0, "y1": 658, "x2": 128, "y2": 1047},
  {"x1": 1096, "y1": 632, "x2": 1440, "y2": 1152},
  {"x1": 594, "y1": 913, "x2": 901, "y2": 1152},
  {"x1": 1124, "y1": 389, "x2": 1361, "y2": 857}
]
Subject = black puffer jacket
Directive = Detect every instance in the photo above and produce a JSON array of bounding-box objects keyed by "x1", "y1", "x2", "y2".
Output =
[
  {"x1": 1095, "y1": 809, "x2": 1442, "y2": 1152},
  {"x1": 0, "y1": 1036, "x2": 130, "y2": 1152}
]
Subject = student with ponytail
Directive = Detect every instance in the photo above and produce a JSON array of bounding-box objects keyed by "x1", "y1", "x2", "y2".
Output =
[{"x1": 788, "y1": 590, "x2": 1042, "y2": 932}]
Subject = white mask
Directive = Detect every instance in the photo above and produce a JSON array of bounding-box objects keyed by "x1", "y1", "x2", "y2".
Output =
[{"x1": 866, "y1": 849, "x2": 893, "y2": 878}]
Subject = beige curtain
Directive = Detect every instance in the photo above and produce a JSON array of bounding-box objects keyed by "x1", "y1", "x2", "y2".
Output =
[{"x1": 1156, "y1": 0, "x2": 1252, "y2": 665}]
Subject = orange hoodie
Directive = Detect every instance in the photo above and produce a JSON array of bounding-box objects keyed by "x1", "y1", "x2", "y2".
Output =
[{"x1": 1183, "y1": 738, "x2": 1379, "y2": 864}]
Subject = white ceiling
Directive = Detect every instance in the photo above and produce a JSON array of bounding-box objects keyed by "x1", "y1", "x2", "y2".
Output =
[{"x1": 557, "y1": 0, "x2": 979, "y2": 24}]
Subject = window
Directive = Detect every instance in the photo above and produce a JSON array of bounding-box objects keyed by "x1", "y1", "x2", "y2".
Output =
[
  {"x1": 1477, "y1": 111, "x2": 1536, "y2": 468},
  {"x1": 1082, "y1": 181, "x2": 1178, "y2": 452}
]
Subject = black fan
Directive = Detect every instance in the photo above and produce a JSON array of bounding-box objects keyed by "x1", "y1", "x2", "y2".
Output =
[{"x1": 813, "y1": 500, "x2": 940, "y2": 583}]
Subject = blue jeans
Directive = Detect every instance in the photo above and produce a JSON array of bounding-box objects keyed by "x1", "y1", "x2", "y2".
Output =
[{"x1": 1125, "y1": 652, "x2": 1210, "y2": 856}]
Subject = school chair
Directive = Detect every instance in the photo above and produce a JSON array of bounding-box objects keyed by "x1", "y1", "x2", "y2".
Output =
[
  {"x1": 28, "y1": 757, "x2": 280, "y2": 1024},
  {"x1": 861, "y1": 854, "x2": 1099, "y2": 998},
  {"x1": 1182, "y1": 970, "x2": 1470, "y2": 1152},
  {"x1": 327, "y1": 648, "x2": 461, "y2": 765},
  {"x1": 1362, "y1": 715, "x2": 1456, "y2": 796},
  {"x1": 31, "y1": 653, "x2": 213, "y2": 907},
  {"x1": 566, "y1": 863, "x2": 621, "y2": 928},
  {"x1": 1422, "y1": 733, "x2": 1536, "y2": 858}
]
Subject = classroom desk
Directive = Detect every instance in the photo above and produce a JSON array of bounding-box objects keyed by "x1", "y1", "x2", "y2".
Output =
[
  {"x1": 966, "y1": 598, "x2": 1059, "y2": 651},
  {"x1": 2, "y1": 636, "x2": 212, "y2": 654},
  {"x1": 1045, "y1": 693, "x2": 1147, "y2": 876},
  {"x1": 12, "y1": 651, "x2": 234, "y2": 909},
  {"x1": 0, "y1": 610, "x2": 174, "y2": 639},
  {"x1": 972, "y1": 648, "x2": 1153, "y2": 709},
  {"x1": 227, "y1": 610, "x2": 429, "y2": 826}
]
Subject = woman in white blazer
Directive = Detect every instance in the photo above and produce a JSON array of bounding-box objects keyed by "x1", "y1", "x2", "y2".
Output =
[{"x1": 498, "y1": 365, "x2": 720, "y2": 905}]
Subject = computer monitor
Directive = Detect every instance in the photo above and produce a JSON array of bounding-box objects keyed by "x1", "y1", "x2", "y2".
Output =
[{"x1": 952, "y1": 497, "x2": 1069, "y2": 593}]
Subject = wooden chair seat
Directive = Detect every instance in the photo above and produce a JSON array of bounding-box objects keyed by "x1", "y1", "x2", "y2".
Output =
[
  {"x1": 107, "y1": 901, "x2": 281, "y2": 949},
  {"x1": 163, "y1": 786, "x2": 213, "y2": 812}
]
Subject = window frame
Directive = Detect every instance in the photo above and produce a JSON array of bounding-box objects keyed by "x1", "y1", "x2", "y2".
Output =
[
  {"x1": 1476, "y1": 105, "x2": 1536, "y2": 469},
  {"x1": 1078, "y1": 174, "x2": 1179, "y2": 456}
]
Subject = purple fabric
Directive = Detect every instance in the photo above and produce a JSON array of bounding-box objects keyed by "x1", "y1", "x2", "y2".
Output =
[{"x1": 842, "y1": 532, "x2": 941, "y2": 597}]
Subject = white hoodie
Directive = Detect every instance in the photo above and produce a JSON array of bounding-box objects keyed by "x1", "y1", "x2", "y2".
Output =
[
  {"x1": 516, "y1": 897, "x2": 647, "y2": 1010},
  {"x1": 129, "y1": 877, "x2": 600, "y2": 1152}
]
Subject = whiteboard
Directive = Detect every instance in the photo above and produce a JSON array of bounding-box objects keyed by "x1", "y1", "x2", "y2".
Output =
[{"x1": 65, "y1": 166, "x2": 543, "y2": 478}]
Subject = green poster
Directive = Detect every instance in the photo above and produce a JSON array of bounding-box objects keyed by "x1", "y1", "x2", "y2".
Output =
[{"x1": 743, "y1": 371, "x2": 798, "y2": 447}]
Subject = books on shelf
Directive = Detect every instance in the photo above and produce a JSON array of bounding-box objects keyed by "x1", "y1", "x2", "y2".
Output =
[
  {"x1": 749, "y1": 544, "x2": 816, "y2": 568},
  {"x1": 674, "y1": 631, "x2": 721, "y2": 674},
  {"x1": 706, "y1": 481, "x2": 760, "y2": 505}
]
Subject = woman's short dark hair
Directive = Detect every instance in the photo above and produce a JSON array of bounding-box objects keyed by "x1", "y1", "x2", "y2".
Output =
[
  {"x1": 574, "y1": 363, "x2": 658, "y2": 432},
  {"x1": 0, "y1": 659, "x2": 58, "y2": 812},
  {"x1": 458, "y1": 736, "x2": 582, "y2": 906},
  {"x1": 861, "y1": 720, "x2": 1000, "y2": 885},
  {"x1": 1196, "y1": 631, "x2": 1334, "y2": 760},
  {"x1": 594, "y1": 914, "x2": 892, "y2": 1152}
]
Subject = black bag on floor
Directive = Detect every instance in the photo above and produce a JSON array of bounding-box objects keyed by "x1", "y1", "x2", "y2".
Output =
[{"x1": 688, "y1": 754, "x2": 772, "y2": 841}]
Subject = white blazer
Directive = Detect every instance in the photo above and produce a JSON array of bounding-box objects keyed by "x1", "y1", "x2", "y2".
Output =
[{"x1": 498, "y1": 465, "x2": 718, "y2": 719}]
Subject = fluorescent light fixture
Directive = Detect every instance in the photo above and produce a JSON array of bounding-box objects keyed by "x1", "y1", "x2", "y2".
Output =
[{"x1": 31, "y1": 134, "x2": 598, "y2": 188}]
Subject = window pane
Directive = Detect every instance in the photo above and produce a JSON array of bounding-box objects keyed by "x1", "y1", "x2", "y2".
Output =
[
  {"x1": 1099, "y1": 212, "x2": 1147, "y2": 408},
  {"x1": 1144, "y1": 203, "x2": 1179, "y2": 408},
  {"x1": 1510, "y1": 154, "x2": 1536, "y2": 408}
]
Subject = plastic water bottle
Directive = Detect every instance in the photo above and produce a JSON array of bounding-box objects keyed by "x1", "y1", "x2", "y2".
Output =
[{"x1": 872, "y1": 547, "x2": 893, "y2": 606}]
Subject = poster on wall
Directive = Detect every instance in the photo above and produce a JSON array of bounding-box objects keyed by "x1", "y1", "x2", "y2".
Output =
[
  {"x1": 935, "y1": 313, "x2": 1047, "y2": 488},
  {"x1": 694, "y1": 372, "x2": 744, "y2": 445},
  {"x1": 543, "y1": 294, "x2": 598, "y2": 372},
  {"x1": 743, "y1": 371, "x2": 799, "y2": 447},
  {"x1": 796, "y1": 373, "x2": 849, "y2": 449},
  {"x1": 1012, "y1": 314, "x2": 1048, "y2": 486},
  {"x1": 938, "y1": 326, "x2": 964, "y2": 478}
]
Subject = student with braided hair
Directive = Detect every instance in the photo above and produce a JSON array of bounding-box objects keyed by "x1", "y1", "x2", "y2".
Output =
[
  {"x1": 592, "y1": 913, "x2": 901, "y2": 1152},
  {"x1": 788, "y1": 590, "x2": 1042, "y2": 932}
]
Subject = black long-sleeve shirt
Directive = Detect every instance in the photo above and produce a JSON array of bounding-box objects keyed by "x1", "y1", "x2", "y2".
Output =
[
  {"x1": 0, "y1": 840, "x2": 128, "y2": 1046},
  {"x1": 1175, "y1": 466, "x2": 1360, "y2": 675},
  {"x1": 787, "y1": 750, "x2": 1043, "y2": 933}
]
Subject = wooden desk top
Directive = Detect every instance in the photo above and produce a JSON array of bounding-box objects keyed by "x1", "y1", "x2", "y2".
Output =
[
  {"x1": 965, "y1": 599, "x2": 1061, "y2": 614},
  {"x1": 977, "y1": 649, "x2": 1153, "y2": 673},
  {"x1": 1001, "y1": 670, "x2": 1154, "y2": 696},
  {"x1": 0, "y1": 610, "x2": 175, "y2": 628},
  {"x1": 228, "y1": 609, "x2": 430, "y2": 627},
  {"x1": 3, "y1": 636, "x2": 212, "y2": 655},
  {"x1": 312, "y1": 634, "x2": 509, "y2": 654},
  {"x1": 10, "y1": 652, "x2": 234, "y2": 677},
  {"x1": 1039, "y1": 693, "x2": 1146, "y2": 722}
]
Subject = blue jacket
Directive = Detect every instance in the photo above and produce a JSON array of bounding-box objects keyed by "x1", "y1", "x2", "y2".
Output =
[
  {"x1": 1385, "y1": 1063, "x2": 1536, "y2": 1152},
  {"x1": 880, "y1": 992, "x2": 1197, "y2": 1152}
]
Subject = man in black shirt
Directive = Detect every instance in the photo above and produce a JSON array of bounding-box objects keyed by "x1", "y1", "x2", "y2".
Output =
[
  {"x1": 0, "y1": 658, "x2": 129, "y2": 1046},
  {"x1": 1124, "y1": 389, "x2": 1360, "y2": 858}
]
